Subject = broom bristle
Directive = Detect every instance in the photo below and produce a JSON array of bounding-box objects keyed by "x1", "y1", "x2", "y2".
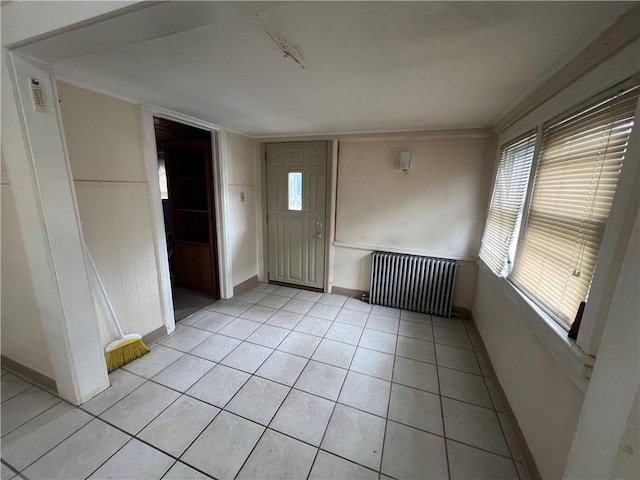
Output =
[{"x1": 105, "y1": 338, "x2": 150, "y2": 372}]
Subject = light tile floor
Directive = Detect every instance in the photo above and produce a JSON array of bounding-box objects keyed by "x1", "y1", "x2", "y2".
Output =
[{"x1": 1, "y1": 283, "x2": 532, "y2": 480}]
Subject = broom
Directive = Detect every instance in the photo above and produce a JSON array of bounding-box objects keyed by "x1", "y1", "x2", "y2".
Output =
[{"x1": 82, "y1": 241, "x2": 149, "y2": 372}]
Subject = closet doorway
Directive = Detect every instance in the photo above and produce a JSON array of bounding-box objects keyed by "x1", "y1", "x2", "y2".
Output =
[{"x1": 154, "y1": 118, "x2": 220, "y2": 321}]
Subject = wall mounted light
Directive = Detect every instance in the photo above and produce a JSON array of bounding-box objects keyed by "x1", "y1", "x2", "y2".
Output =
[{"x1": 398, "y1": 151, "x2": 411, "y2": 174}]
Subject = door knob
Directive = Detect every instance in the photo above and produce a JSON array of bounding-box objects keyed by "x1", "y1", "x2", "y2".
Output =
[{"x1": 316, "y1": 232, "x2": 324, "y2": 239}]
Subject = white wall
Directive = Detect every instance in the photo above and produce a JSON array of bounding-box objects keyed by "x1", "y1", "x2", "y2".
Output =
[
  {"x1": 332, "y1": 134, "x2": 495, "y2": 309},
  {"x1": 57, "y1": 82, "x2": 165, "y2": 344},
  {"x1": 563, "y1": 212, "x2": 639, "y2": 478},
  {"x1": 225, "y1": 131, "x2": 258, "y2": 288},
  {"x1": 0, "y1": 162, "x2": 54, "y2": 379},
  {"x1": 471, "y1": 42, "x2": 639, "y2": 479},
  {"x1": 473, "y1": 266, "x2": 586, "y2": 478}
]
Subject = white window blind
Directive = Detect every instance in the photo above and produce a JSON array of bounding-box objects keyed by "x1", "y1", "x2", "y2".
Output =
[
  {"x1": 479, "y1": 132, "x2": 537, "y2": 276},
  {"x1": 510, "y1": 85, "x2": 639, "y2": 329}
]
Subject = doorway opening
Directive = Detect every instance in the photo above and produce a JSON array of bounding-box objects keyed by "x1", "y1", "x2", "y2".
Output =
[{"x1": 154, "y1": 117, "x2": 220, "y2": 321}]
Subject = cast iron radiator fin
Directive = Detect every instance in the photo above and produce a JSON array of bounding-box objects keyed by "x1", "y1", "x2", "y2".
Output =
[{"x1": 369, "y1": 251, "x2": 459, "y2": 318}]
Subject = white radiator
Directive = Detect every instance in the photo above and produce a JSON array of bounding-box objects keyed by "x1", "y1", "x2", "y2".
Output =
[{"x1": 369, "y1": 251, "x2": 459, "y2": 318}]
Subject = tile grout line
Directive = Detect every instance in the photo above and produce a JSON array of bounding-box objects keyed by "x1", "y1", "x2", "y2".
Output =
[
  {"x1": 229, "y1": 317, "x2": 329, "y2": 480},
  {"x1": 464, "y1": 318, "x2": 522, "y2": 476},
  {"x1": 437, "y1": 318, "x2": 454, "y2": 480},
  {"x1": 378, "y1": 312, "x2": 402, "y2": 479},
  {"x1": 3, "y1": 290, "x2": 512, "y2": 479},
  {"x1": 303, "y1": 316, "x2": 364, "y2": 480},
  {"x1": 106, "y1": 315, "x2": 507, "y2": 460},
  {"x1": 149, "y1": 313, "x2": 504, "y2": 430},
  {"x1": 159, "y1": 324, "x2": 487, "y2": 385},
  {"x1": 3, "y1": 401, "x2": 94, "y2": 475},
  {"x1": 0, "y1": 389, "x2": 63, "y2": 439}
]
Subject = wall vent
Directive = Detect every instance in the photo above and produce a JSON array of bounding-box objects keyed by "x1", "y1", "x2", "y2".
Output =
[{"x1": 29, "y1": 77, "x2": 46, "y2": 112}]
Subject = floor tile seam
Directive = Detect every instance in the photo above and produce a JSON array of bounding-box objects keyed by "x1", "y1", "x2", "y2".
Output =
[
  {"x1": 436, "y1": 363, "x2": 485, "y2": 378},
  {"x1": 482, "y1": 376, "x2": 505, "y2": 413},
  {"x1": 229, "y1": 416, "x2": 270, "y2": 479},
  {"x1": 513, "y1": 460, "x2": 528, "y2": 480},
  {"x1": 444, "y1": 437, "x2": 518, "y2": 462},
  {"x1": 438, "y1": 387, "x2": 497, "y2": 411},
  {"x1": 158, "y1": 459, "x2": 180, "y2": 480},
  {"x1": 381, "y1": 415, "x2": 516, "y2": 461},
  {"x1": 316, "y1": 300, "x2": 348, "y2": 309},
  {"x1": 345, "y1": 361, "x2": 395, "y2": 383},
  {"x1": 437, "y1": 331, "x2": 518, "y2": 468},
  {"x1": 482, "y1": 375, "x2": 515, "y2": 462},
  {"x1": 157, "y1": 329, "x2": 216, "y2": 353},
  {"x1": 73, "y1": 409, "x2": 212, "y2": 477},
  {"x1": 84, "y1": 435, "x2": 140, "y2": 480},
  {"x1": 385, "y1": 350, "x2": 437, "y2": 366},
  {"x1": 432, "y1": 324, "x2": 469, "y2": 333},
  {"x1": 101, "y1": 382, "x2": 185, "y2": 438},
  {"x1": 0, "y1": 395, "x2": 63, "y2": 440},
  {"x1": 100, "y1": 413, "x2": 222, "y2": 480},
  {"x1": 150, "y1": 352, "x2": 219, "y2": 382},
  {"x1": 3, "y1": 401, "x2": 94, "y2": 475},
  {"x1": 367, "y1": 312, "x2": 400, "y2": 321},
  {"x1": 220, "y1": 335, "x2": 329, "y2": 480},
  {"x1": 399, "y1": 319, "x2": 433, "y2": 329},
  {"x1": 332, "y1": 318, "x2": 368, "y2": 328},
  {"x1": 304, "y1": 331, "x2": 362, "y2": 478},
  {"x1": 1, "y1": 457, "x2": 21, "y2": 478},
  {"x1": 99, "y1": 370, "x2": 500, "y2": 445},
  {"x1": 207, "y1": 332, "x2": 322, "y2": 421},
  {"x1": 315, "y1": 448, "x2": 382, "y2": 477},
  {"x1": 249, "y1": 319, "x2": 311, "y2": 354},
  {"x1": 495, "y1": 409, "x2": 524, "y2": 463},
  {"x1": 432, "y1": 338, "x2": 475, "y2": 351},
  {"x1": 392, "y1": 346, "x2": 487, "y2": 377},
  {"x1": 156, "y1": 411, "x2": 226, "y2": 479},
  {"x1": 0, "y1": 384, "x2": 33, "y2": 404},
  {"x1": 362, "y1": 322, "x2": 401, "y2": 336},
  {"x1": 18, "y1": 413, "x2": 137, "y2": 478},
  {"x1": 102, "y1": 348, "x2": 489, "y2": 418},
  {"x1": 432, "y1": 329, "x2": 453, "y2": 480},
  {"x1": 378, "y1": 328, "x2": 400, "y2": 477},
  {"x1": 90, "y1": 373, "x2": 168, "y2": 414},
  {"x1": 157, "y1": 328, "x2": 248, "y2": 360}
]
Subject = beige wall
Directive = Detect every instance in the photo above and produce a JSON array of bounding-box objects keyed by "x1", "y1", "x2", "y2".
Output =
[
  {"x1": 471, "y1": 42, "x2": 639, "y2": 479},
  {"x1": 0, "y1": 162, "x2": 54, "y2": 378},
  {"x1": 473, "y1": 267, "x2": 585, "y2": 478},
  {"x1": 58, "y1": 82, "x2": 165, "y2": 344},
  {"x1": 332, "y1": 134, "x2": 495, "y2": 309},
  {"x1": 564, "y1": 210, "x2": 639, "y2": 479},
  {"x1": 225, "y1": 131, "x2": 259, "y2": 287}
]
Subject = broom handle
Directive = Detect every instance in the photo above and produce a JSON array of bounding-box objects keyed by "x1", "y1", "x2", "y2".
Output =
[{"x1": 82, "y1": 240, "x2": 125, "y2": 339}]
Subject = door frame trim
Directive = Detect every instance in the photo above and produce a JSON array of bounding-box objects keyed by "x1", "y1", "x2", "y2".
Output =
[
  {"x1": 259, "y1": 139, "x2": 336, "y2": 292},
  {"x1": 141, "y1": 106, "x2": 233, "y2": 334}
]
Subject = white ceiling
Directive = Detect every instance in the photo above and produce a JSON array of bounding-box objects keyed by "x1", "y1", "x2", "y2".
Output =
[{"x1": 17, "y1": 1, "x2": 634, "y2": 136}]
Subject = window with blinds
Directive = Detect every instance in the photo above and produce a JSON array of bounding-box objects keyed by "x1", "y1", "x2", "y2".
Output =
[
  {"x1": 509, "y1": 85, "x2": 639, "y2": 329},
  {"x1": 479, "y1": 132, "x2": 537, "y2": 276}
]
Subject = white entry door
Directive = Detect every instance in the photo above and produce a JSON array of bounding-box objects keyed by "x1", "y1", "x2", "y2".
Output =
[{"x1": 266, "y1": 142, "x2": 327, "y2": 289}]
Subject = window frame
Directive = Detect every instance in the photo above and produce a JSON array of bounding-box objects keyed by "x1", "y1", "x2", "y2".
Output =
[
  {"x1": 478, "y1": 74, "x2": 640, "y2": 365},
  {"x1": 509, "y1": 82, "x2": 639, "y2": 330},
  {"x1": 479, "y1": 129, "x2": 539, "y2": 277}
]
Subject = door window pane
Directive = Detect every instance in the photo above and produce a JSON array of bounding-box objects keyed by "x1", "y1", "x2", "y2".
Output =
[{"x1": 288, "y1": 172, "x2": 302, "y2": 211}]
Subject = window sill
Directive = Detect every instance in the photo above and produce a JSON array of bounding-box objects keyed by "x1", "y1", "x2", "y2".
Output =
[{"x1": 476, "y1": 259, "x2": 595, "y2": 394}]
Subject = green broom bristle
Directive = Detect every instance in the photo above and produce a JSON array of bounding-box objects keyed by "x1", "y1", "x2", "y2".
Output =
[{"x1": 105, "y1": 339, "x2": 150, "y2": 372}]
